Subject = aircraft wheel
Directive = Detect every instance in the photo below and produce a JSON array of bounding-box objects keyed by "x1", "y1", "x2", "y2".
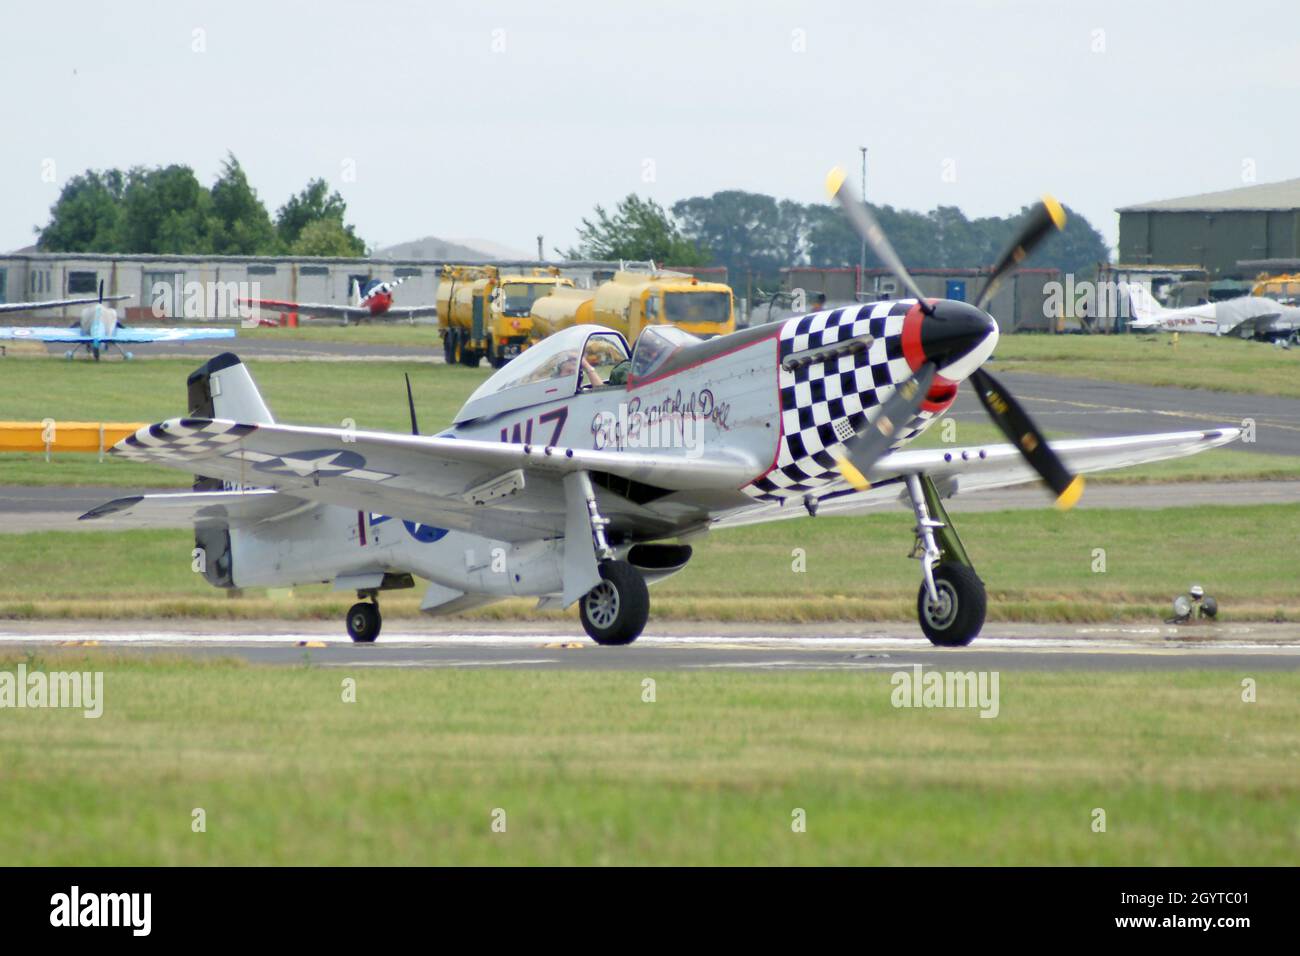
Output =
[
  {"x1": 346, "y1": 601, "x2": 381, "y2": 643},
  {"x1": 64, "y1": 350, "x2": 74, "y2": 360},
  {"x1": 917, "y1": 562, "x2": 986, "y2": 647},
  {"x1": 579, "y1": 560, "x2": 649, "y2": 646},
  {"x1": 92, "y1": 347, "x2": 101, "y2": 362},
  {"x1": 124, "y1": 351, "x2": 134, "y2": 360}
]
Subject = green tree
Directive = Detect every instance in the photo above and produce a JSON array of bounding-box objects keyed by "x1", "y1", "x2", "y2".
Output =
[
  {"x1": 565, "y1": 194, "x2": 708, "y2": 265},
  {"x1": 36, "y1": 170, "x2": 126, "y2": 252},
  {"x1": 117, "y1": 164, "x2": 214, "y2": 254},
  {"x1": 210, "y1": 153, "x2": 279, "y2": 255},
  {"x1": 290, "y1": 218, "x2": 367, "y2": 257},
  {"x1": 276, "y1": 178, "x2": 365, "y2": 255}
]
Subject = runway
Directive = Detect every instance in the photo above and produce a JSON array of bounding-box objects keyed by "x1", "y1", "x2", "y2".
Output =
[
  {"x1": 4, "y1": 620, "x2": 1298, "y2": 671},
  {"x1": 958, "y1": 370, "x2": 1300, "y2": 457}
]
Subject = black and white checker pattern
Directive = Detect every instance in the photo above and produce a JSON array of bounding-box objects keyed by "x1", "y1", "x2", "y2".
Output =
[
  {"x1": 742, "y1": 301, "x2": 938, "y2": 502},
  {"x1": 114, "y1": 418, "x2": 258, "y2": 463}
]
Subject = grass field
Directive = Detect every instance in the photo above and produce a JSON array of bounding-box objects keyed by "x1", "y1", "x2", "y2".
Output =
[
  {"x1": 993, "y1": 332, "x2": 1300, "y2": 398},
  {"x1": 3, "y1": 503, "x2": 1297, "y2": 622},
  {"x1": 0, "y1": 653, "x2": 1294, "y2": 865},
  {"x1": 3, "y1": 355, "x2": 1295, "y2": 487}
]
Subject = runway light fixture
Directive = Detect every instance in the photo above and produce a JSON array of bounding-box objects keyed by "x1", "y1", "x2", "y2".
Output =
[{"x1": 1167, "y1": 584, "x2": 1218, "y2": 624}]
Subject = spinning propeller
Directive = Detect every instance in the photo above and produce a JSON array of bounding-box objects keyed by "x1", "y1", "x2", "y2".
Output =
[{"x1": 824, "y1": 167, "x2": 1083, "y2": 510}]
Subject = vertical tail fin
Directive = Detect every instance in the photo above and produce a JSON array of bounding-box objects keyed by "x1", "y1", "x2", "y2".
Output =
[
  {"x1": 1125, "y1": 282, "x2": 1166, "y2": 323},
  {"x1": 185, "y1": 353, "x2": 273, "y2": 589}
]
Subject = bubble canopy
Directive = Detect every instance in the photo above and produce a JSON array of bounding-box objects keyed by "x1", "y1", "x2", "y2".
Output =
[{"x1": 453, "y1": 325, "x2": 630, "y2": 424}]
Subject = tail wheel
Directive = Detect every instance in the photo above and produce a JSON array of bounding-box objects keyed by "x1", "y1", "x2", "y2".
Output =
[
  {"x1": 346, "y1": 601, "x2": 381, "y2": 643},
  {"x1": 916, "y1": 562, "x2": 986, "y2": 647},
  {"x1": 579, "y1": 560, "x2": 650, "y2": 646}
]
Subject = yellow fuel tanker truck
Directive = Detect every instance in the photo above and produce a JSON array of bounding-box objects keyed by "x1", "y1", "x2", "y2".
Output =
[
  {"x1": 529, "y1": 267, "x2": 735, "y2": 342},
  {"x1": 438, "y1": 266, "x2": 573, "y2": 368}
]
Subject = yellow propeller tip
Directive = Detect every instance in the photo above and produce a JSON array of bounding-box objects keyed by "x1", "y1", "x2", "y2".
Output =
[
  {"x1": 825, "y1": 166, "x2": 847, "y2": 198},
  {"x1": 1055, "y1": 475, "x2": 1085, "y2": 511},
  {"x1": 1042, "y1": 194, "x2": 1067, "y2": 231},
  {"x1": 836, "y1": 455, "x2": 871, "y2": 492}
]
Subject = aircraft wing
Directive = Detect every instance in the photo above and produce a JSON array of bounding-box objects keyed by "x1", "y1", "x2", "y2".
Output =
[
  {"x1": 240, "y1": 298, "x2": 371, "y2": 320},
  {"x1": 111, "y1": 327, "x2": 237, "y2": 343},
  {"x1": 79, "y1": 488, "x2": 311, "y2": 529},
  {"x1": 377, "y1": 304, "x2": 440, "y2": 320},
  {"x1": 0, "y1": 294, "x2": 131, "y2": 315},
  {"x1": 106, "y1": 417, "x2": 760, "y2": 542},
  {"x1": 0, "y1": 326, "x2": 92, "y2": 343},
  {"x1": 0, "y1": 326, "x2": 235, "y2": 344},
  {"x1": 714, "y1": 429, "x2": 1241, "y2": 528}
]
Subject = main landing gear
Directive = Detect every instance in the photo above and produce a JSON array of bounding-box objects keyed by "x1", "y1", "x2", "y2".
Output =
[
  {"x1": 346, "y1": 593, "x2": 382, "y2": 643},
  {"x1": 568, "y1": 470, "x2": 650, "y2": 645},
  {"x1": 580, "y1": 560, "x2": 650, "y2": 645},
  {"x1": 904, "y1": 474, "x2": 987, "y2": 646}
]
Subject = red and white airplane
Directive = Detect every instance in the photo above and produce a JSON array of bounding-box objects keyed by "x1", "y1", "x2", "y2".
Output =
[{"x1": 240, "y1": 277, "x2": 438, "y2": 324}]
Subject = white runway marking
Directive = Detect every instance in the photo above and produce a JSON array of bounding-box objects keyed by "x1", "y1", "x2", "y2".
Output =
[{"x1": 2, "y1": 629, "x2": 1297, "y2": 654}]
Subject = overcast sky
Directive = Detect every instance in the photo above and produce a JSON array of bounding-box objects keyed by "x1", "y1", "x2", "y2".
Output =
[{"x1": 3, "y1": 0, "x2": 1297, "y2": 257}]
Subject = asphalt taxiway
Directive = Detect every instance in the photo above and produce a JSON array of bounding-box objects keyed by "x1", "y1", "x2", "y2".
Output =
[{"x1": 4, "y1": 620, "x2": 1297, "y2": 672}]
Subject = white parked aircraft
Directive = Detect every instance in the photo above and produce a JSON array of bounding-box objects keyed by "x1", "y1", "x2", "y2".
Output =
[{"x1": 1127, "y1": 283, "x2": 1300, "y2": 342}]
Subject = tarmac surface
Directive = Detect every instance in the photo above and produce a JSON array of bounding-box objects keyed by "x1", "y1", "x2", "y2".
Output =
[
  {"x1": 3, "y1": 620, "x2": 1297, "y2": 671},
  {"x1": 953, "y1": 370, "x2": 1300, "y2": 457}
]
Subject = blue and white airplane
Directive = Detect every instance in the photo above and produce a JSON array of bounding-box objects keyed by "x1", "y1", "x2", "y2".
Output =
[{"x1": 0, "y1": 281, "x2": 235, "y2": 361}]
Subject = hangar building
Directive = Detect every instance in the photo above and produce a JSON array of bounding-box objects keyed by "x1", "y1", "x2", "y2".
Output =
[
  {"x1": 1117, "y1": 177, "x2": 1300, "y2": 277},
  {"x1": 0, "y1": 252, "x2": 614, "y2": 322}
]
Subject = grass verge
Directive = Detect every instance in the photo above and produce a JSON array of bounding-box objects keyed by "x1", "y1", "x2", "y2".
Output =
[{"x1": 0, "y1": 655, "x2": 1293, "y2": 865}]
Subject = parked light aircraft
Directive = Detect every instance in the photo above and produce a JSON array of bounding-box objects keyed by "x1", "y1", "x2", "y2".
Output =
[
  {"x1": 80, "y1": 172, "x2": 1239, "y2": 645},
  {"x1": 240, "y1": 277, "x2": 438, "y2": 324},
  {"x1": 1127, "y1": 283, "x2": 1299, "y2": 342},
  {"x1": 0, "y1": 282, "x2": 235, "y2": 360}
]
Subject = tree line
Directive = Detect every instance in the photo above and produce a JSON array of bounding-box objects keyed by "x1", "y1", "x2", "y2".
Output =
[
  {"x1": 567, "y1": 190, "x2": 1110, "y2": 287},
  {"x1": 36, "y1": 154, "x2": 367, "y2": 257}
]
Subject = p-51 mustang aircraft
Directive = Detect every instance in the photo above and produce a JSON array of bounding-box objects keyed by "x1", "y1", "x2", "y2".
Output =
[
  {"x1": 0, "y1": 282, "x2": 235, "y2": 360},
  {"x1": 239, "y1": 276, "x2": 438, "y2": 324},
  {"x1": 81, "y1": 172, "x2": 1239, "y2": 646}
]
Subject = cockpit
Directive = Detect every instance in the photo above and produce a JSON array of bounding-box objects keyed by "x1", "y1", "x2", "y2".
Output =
[
  {"x1": 453, "y1": 325, "x2": 631, "y2": 423},
  {"x1": 626, "y1": 324, "x2": 703, "y2": 384}
]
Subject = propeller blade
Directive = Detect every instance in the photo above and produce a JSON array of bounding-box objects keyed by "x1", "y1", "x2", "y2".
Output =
[
  {"x1": 834, "y1": 362, "x2": 937, "y2": 491},
  {"x1": 825, "y1": 166, "x2": 931, "y2": 311},
  {"x1": 404, "y1": 373, "x2": 420, "y2": 436},
  {"x1": 968, "y1": 367, "x2": 1083, "y2": 509},
  {"x1": 974, "y1": 196, "x2": 1067, "y2": 311}
]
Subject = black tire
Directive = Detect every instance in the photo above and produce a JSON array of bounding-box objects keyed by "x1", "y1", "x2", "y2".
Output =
[
  {"x1": 460, "y1": 345, "x2": 481, "y2": 368},
  {"x1": 346, "y1": 601, "x2": 382, "y2": 643},
  {"x1": 443, "y1": 330, "x2": 455, "y2": 364},
  {"x1": 916, "y1": 562, "x2": 986, "y2": 647},
  {"x1": 579, "y1": 560, "x2": 650, "y2": 646}
]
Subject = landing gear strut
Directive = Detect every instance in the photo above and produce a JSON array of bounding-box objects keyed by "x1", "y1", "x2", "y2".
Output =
[
  {"x1": 346, "y1": 592, "x2": 382, "y2": 643},
  {"x1": 567, "y1": 470, "x2": 650, "y2": 645},
  {"x1": 904, "y1": 474, "x2": 986, "y2": 646}
]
